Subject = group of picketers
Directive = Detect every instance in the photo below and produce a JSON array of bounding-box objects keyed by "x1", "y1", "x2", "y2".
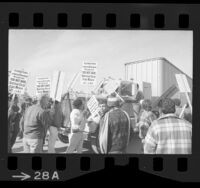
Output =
[{"x1": 8, "y1": 86, "x2": 192, "y2": 154}]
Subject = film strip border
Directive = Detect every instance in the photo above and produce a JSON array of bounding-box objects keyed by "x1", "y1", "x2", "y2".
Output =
[
  {"x1": 7, "y1": 12, "x2": 190, "y2": 28},
  {"x1": 3, "y1": 155, "x2": 198, "y2": 181},
  {"x1": 0, "y1": 3, "x2": 200, "y2": 182},
  {"x1": 0, "y1": 3, "x2": 198, "y2": 29}
]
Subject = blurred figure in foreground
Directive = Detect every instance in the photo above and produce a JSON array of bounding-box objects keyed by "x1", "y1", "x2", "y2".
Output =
[
  {"x1": 144, "y1": 98, "x2": 192, "y2": 154},
  {"x1": 8, "y1": 95, "x2": 21, "y2": 153},
  {"x1": 98, "y1": 95, "x2": 131, "y2": 154}
]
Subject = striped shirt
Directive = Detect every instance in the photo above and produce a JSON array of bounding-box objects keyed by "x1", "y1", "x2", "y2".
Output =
[{"x1": 144, "y1": 113, "x2": 192, "y2": 154}]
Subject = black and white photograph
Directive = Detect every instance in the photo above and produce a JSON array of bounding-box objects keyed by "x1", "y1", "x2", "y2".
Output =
[{"x1": 8, "y1": 30, "x2": 193, "y2": 154}]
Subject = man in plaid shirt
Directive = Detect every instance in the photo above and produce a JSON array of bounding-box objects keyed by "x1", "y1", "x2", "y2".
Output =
[{"x1": 144, "y1": 98, "x2": 192, "y2": 154}]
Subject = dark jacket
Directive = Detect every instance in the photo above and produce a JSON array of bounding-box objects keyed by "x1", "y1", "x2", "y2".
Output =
[
  {"x1": 47, "y1": 102, "x2": 63, "y2": 128},
  {"x1": 23, "y1": 104, "x2": 49, "y2": 139}
]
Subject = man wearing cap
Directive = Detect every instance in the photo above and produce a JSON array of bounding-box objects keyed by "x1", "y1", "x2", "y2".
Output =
[
  {"x1": 144, "y1": 98, "x2": 192, "y2": 154},
  {"x1": 98, "y1": 95, "x2": 131, "y2": 154},
  {"x1": 21, "y1": 95, "x2": 50, "y2": 153}
]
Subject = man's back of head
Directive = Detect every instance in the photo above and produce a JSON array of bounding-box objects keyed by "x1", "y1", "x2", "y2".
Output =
[
  {"x1": 38, "y1": 94, "x2": 50, "y2": 109},
  {"x1": 158, "y1": 98, "x2": 176, "y2": 115}
]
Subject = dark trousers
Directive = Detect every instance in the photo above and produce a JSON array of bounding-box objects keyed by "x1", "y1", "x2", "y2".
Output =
[{"x1": 8, "y1": 123, "x2": 19, "y2": 153}]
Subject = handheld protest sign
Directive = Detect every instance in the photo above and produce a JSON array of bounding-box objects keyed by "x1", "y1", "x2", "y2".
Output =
[
  {"x1": 8, "y1": 69, "x2": 29, "y2": 95},
  {"x1": 132, "y1": 82, "x2": 137, "y2": 96},
  {"x1": 81, "y1": 62, "x2": 97, "y2": 86},
  {"x1": 175, "y1": 74, "x2": 192, "y2": 113},
  {"x1": 104, "y1": 79, "x2": 120, "y2": 95},
  {"x1": 87, "y1": 95, "x2": 100, "y2": 118},
  {"x1": 50, "y1": 71, "x2": 66, "y2": 102},
  {"x1": 104, "y1": 79, "x2": 124, "y2": 102},
  {"x1": 36, "y1": 77, "x2": 51, "y2": 96}
]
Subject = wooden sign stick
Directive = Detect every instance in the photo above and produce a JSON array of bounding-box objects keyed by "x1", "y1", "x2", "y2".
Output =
[
  {"x1": 185, "y1": 92, "x2": 192, "y2": 113},
  {"x1": 114, "y1": 91, "x2": 124, "y2": 102},
  {"x1": 12, "y1": 93, "x2": 16, "y2": 101},
  {"x1": 179, "y1": 104, "x2": 187, "y2": 118}
]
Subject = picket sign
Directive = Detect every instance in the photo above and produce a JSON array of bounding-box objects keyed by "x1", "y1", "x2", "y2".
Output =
[
  {"x1": 175, "y1": 74, "x2": 192, "y2": 113},
  {"x1": 132, "y1": 82, "x2": 137, "y2": 96},
  {"x1": 87, "y1": 95, "x2": 100, "y2": 118},
  {"x1": 9, "y1": 69, "x2": 29, "y2": 95},
  {"x1": 104, "y1": 79, "x2": 124, "y2": 102},
  {"x1": 93, "y1": 78, "x2": 106, "y2": 93},
  {"x1": 36, "y1": 77, "x2": 51, "y2": 96},
  {"x1": 50, "y1": 71, "x2": 66, "y2": 102},
  {"x1": 81, "y1": 62, "x2": 97, "y2": 86},
  {"x1": 104, "y1": 79, "x2": 120, "y2": 95},
  {"x1": 67, "y1": 71, "x2": 80, "y2": 91}
]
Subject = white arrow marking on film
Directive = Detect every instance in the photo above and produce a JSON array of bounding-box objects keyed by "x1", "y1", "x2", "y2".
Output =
[{"x1": 12, "y1": 172, "x2": 31, "y2": 181}]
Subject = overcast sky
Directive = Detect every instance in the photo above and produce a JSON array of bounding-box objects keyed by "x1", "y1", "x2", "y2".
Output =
[{"x1": 9, "y1": 30, "x2": 193, "y2": 96}]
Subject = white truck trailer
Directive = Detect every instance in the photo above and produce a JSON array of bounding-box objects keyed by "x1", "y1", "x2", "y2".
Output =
[{"x1": 125, "y1": 57, "x2": 192, "y2": 104}]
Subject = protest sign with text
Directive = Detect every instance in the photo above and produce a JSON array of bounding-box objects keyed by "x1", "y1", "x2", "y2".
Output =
[
  {"x1": 81, "y1": 62, "x2": 97, "y2": 86},
  {"x1": 9, "y1": 69, "x2": 29, "y2": 95},
  {"x1": 87, "y1": 95, "x2": 100, "y2": 117},
  {"x1": 104, "y1": 79, "x2": 120, "y2": 95},
  {"x1": 36, "y1": 77, "x2": 51, "y2": 96}
]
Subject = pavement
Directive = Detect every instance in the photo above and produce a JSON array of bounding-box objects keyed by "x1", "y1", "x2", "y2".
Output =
[{"x1": 12, "y1": 132, "x2": 143, "y2": 154}]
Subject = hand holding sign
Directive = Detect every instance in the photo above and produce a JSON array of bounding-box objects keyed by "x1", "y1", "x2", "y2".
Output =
[{"x1": 87, "y1": 95, "x2": 100, "y2": 118}]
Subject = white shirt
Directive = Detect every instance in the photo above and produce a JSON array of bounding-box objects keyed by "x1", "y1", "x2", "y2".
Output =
[{"x1": 70, "y1": 109, "x2": 86, "y2": 132}]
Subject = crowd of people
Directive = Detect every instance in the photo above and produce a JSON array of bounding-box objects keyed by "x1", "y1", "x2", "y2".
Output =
[{"x1": 8, "y1": 87, "x2": 192, "y2": 154}]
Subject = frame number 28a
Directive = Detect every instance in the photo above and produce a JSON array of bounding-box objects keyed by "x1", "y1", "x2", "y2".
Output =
[{"x1": 34, "y1": 171, "x2": 59, "y2": 181}]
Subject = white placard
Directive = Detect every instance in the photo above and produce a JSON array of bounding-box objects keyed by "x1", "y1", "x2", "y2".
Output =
[
  {"x1": 132, "y1": 82, "x2": 137, "y2": 96},
  {"x1": 8, "y1": 69, "x2": 29, "y2": 95},
  {"x1": 87, "y1": 95, "x2": 100, "y2": 117},
  {"x1": 175, "y1": 74, "x2": 191, "y2": 93},
  {"x1": 81, "y1": 62, "x2": 97, "y2": 86},
  {"x1": 104, "y1": 79, "x2": 120, "y2": 95},
  {"x1": 36, "y1": 77, "x2": 51, "y2": 96},
  {"x1": 50, "y1": 71, "x2": 66, "y2": 102}
]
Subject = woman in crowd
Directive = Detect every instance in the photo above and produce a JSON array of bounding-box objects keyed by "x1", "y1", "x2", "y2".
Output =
[
  {"x1": 66, "y1": 98, "x2": 87, "y2": 153},
  {"x1": 135, "y1": 99, "x2": 157, "y2": 145}
]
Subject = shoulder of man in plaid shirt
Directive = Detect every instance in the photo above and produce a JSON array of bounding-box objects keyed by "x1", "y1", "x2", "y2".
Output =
[{"x1": 144, "y1": 113, "x2": 192, "y2": 154}]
